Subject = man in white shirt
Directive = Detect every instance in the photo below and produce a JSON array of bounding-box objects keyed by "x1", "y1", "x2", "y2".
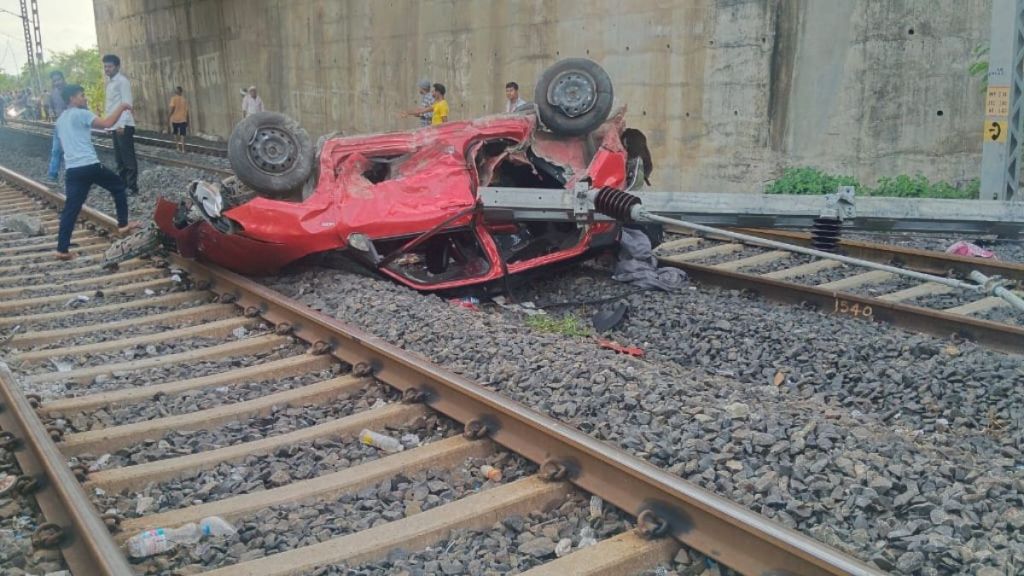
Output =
[
  {"x1": 505, "y1": 81, "x2": 529, "y2": 113},
  {"x1": 242, "y1": 86, "x2": 264, "y2": 117},
  {"x1": 103, "y1": 54, "x2": 139, "y2": 195}
]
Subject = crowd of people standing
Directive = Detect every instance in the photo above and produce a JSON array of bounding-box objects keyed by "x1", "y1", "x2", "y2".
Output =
[{"x1": 401, "y1": 78, "x2": 529, "y2": 126}]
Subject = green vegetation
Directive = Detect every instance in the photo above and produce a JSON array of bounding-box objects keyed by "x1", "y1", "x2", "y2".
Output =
[
  {"x1": 525, "y1": 313, "x2": 590, "y2": 337},
  {"x1": 766, "y1": 167, "x2": 978, "y2": 200},
  {"x1": 763, "y1": 167, "x2": 858, "y2": 196},
  {"x1": 48, "y1": 47, "x2": 105, "y2": 115},
  {"x1": 871, "y1": 174, "x2": 979, "y2": 199},
  {"x1": 0, "y1": 73, "x2": 19, "y2": 93},
  {"x1": 2, "y1": 47, "x2": 104, "y2": 114},
  {"x1": 968, "y1": 42, "x2": 989, "y2": 93}
]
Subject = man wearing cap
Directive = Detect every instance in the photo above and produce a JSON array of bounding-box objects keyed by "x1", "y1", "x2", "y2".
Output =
[
  {"x1": 406, "y1": 83, "x2": 448, "y2": 126},
  {"x1": 242, "y1": 86, "x2": 264, "y2": 117},
  {"x1": 414, "y1": 80, "x2": 434, "y2": 127}
]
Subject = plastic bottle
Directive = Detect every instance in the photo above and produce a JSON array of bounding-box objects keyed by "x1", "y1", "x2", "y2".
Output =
[
  {"x1": 126, "y1": 523, "x2": 201, "y2": 558},
  {"x1": 200, "y1": 516, "x2": 237, "y2": 537},
  {"x1": 358, "y1": 429, "x2": 404, "y2": 453}
]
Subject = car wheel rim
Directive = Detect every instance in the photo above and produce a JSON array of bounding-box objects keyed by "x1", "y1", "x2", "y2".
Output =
[
  {"x1": 547, "y1": 70, "x2": 597, "y2": 118},
  {"x1": 248, "y1": 127, "x2": 298, "y2": 174}
]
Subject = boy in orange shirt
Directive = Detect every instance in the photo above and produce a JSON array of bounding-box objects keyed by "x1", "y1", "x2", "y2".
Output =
[{"x1": 168, "y1": 86, "x2": 189, "y2": 152}]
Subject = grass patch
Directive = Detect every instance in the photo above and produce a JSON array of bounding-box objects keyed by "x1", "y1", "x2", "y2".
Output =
[
  {"x1": 525, "y1": 313, "x2": 591, "y2": 337},
  {"x1": 766, "y1": 167, "x2": 978, "y2": 200}
]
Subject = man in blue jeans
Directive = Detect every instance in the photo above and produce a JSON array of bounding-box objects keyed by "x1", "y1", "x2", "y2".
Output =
[
  {"x1": 46, "y1": 71, "x2": 67, "y2": 184},
  {"x1": 54, "y1": 84, "x2": 138, "y2": 261}
]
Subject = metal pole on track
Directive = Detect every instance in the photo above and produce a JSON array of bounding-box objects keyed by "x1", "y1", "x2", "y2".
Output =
[{"x1": 980, "y1": 0, "x2": 1024, "y2": 202}]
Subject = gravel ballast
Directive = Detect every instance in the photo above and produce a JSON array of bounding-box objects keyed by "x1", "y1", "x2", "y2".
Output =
[
  {"x1": 0, "y1": 127, "x2": 223, "y2": 222},
  {"x1": 263, "y1": 262, "x2": 1024, "y2": 574},
  {"x1": 70, "y1": 380, "x2": 397, "y2": 472},
  {"x1": 46, "y1": 362, "x2": 344, "y2": 432},
  {"x1": 3, "y1": 142, "x2": 1024, "y2": 573},
  {"x1": 0, "y1": 450, "x2": 68, "y2": 575},
  {"x1": 336, "y1": 490, "x2": 636, "y2": 576},
  {"x1": 126, "y1": 452, "x2": 536, "y2": 574},
  {"x1": 91, "y1": 411, "x2": 459, "y2": 520},
  {"x1": 22, "y1": 339, "x2": 307, "y2": 400}
]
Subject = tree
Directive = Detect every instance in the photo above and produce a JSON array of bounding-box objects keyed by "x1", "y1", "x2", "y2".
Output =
[
  {"x1": 45, "y1": 47, "x2": 101, "y2": 85},
  {"x1": 0, "y1": 47, "x2": 104, "y2": 114},
  {"x1": 44, "y1": 47, "x2": 104, "y2": 114},
  {"x1": 0, "y1": 72, "x2": 19, "y2": 92}
]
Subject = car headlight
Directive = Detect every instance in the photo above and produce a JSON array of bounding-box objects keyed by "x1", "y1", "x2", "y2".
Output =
[{"x1": 347, "y1": 233, "x2": 372, "y2": 252}]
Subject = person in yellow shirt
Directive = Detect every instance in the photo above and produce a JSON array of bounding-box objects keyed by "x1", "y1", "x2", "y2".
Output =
[
  {"x1": 406, "y1": 83, "x2": 448, "y2": 126},
  {"x1": 168, "y1": 86, "x2": 189, "y2": 153}
]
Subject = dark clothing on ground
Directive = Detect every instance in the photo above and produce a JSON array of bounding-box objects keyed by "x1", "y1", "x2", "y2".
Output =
[
  {"x1": 172, "y1": 122, "x2": 188, "y2": 136},
  {"x1": 58, "y1": 163, "x2": 129, "y2": 252},
  {"x1": 612, "y1": 227, "x2": 687, "y2": 291},
  {"x1": 111, "y1": 127, "x2": 139, "y2": 193}
]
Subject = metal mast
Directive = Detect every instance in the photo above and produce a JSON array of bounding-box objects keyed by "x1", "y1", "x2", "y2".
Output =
[
  {"x1": 29, "y1": 0, "x2": 42, "y2": 70},
  {"x1": 15, "y1": 0, "x2": 43, "y2": 94},
  {"x1": 980, "y1": 0, "x2": 1024, "y2": 201}
]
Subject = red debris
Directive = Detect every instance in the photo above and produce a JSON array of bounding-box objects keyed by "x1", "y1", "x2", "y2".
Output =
[
  {"x1": 596, "y1": 338, "x2": 645, "y2": 358},
  {"x1": 448, "y1": 297, "x2": 480, "y2": 311}
]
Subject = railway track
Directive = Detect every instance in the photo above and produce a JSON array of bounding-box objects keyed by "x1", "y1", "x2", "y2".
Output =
[
  {"x1": 655, "y1": 227, "x2": 1024, "y2": 354},
  {"x1": 9, "y1": 118, "x2": 228, "y2": 158},
  {"x1": 3, "y1": 120, "x2": 1020, "y2": 353},
  {"x1": 2, "y1": 121, "x2": 232, "y2": 176},
  {"x1": 0, "y1": 168, "x2": 879, "y2": 574}
]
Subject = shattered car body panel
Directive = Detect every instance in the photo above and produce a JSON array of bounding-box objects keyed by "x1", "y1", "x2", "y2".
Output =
[{"x1": 153, "y1": 110, "x2": 634, "y2": 291}]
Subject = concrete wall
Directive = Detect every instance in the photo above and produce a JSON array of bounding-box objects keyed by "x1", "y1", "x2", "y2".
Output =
[{"x1": 93, "y1": 0, "x2": 991, "y2": 192}]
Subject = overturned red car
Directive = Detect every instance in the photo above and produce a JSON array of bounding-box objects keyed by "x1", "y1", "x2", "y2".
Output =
[{"x1": 138, "y1": 59, "x2": 652, "y2": 292}]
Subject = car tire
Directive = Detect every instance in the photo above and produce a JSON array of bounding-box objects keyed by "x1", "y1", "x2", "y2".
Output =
[
  {"x1": 228, "y1": 112, "x2": 314, "y2": 198},
  {"x1": 534, "y1": 58, "x2": 614, "y2": 136}
]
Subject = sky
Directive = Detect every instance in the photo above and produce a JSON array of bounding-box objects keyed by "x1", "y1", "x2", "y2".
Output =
[{"x1": 0, "y1": 0, "x2": 97, "y2": 75}]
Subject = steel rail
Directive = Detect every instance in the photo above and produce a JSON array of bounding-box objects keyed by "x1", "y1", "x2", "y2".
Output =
[
  {"x1": 646, "y1": 214, "x2": 989, "y2": 294},
  {"x1": 656, "y1": 258, "x2": 1024, "y2": 354},
  {"x1": 0, "y1": 164, "x2": 120, "y2": 232},
  {"x1": 725, "y1": 227, "x2": 1024, "y2": 284},
  {"x1": 1, "y1": 124, "x2": 232, "y2": 176},
  {"x1": 9, "y1": 118, "x2": 228, "y2": 157},
  {"x1": 0, "y1": 167, "x2": 882, "y2": 575},
  {"x1": 0, "y1": 364, "x2": 134, "y2": 576},
  {"x1": 173, "y1": 256, "x2": 882, "y2": 576}
]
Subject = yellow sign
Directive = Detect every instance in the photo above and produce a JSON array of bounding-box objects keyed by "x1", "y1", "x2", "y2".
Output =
[
  {"x1": 986, "y1": 86, "x2": 1010, "y2": 117},
  {"x1": 985, "y1": 120, "x2": 1008, "y2": 143}
]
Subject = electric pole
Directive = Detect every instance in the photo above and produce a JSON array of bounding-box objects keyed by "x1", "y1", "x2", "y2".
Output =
[
  {"x1": 980, "y1": 0, "x2": 1024, "y2": 202},
  {"x1": 0, "y1": 1, "x2": 43, "y2": 94}
]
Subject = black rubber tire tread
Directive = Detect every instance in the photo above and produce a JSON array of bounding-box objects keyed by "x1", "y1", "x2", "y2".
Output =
[
  {"x1": 228, "y1": 112, "x2": 314, "y2": 198},
  {"x1": 103, "y1": 223, "x2": 163, "y2": 267},
  {"x1": 534, "y1": 58, "x2": 614, "y2": 136}
]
